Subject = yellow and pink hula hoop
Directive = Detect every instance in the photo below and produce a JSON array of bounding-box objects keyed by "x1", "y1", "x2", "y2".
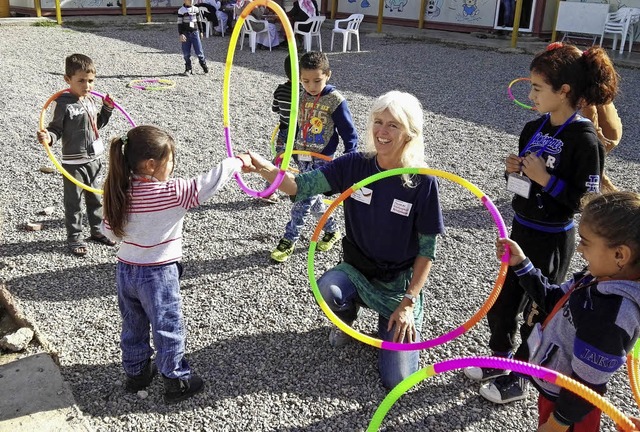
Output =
[
  {"x1": 507, "y1": 77, "x2": 536, "y2": 111},
  {"x1": 38, "y1": 89, "x2": 136, "y2": 195},
  {"x1": 223, "y1": 0, "x2": 298, "y2": 197},
  {"x1": 307, "y1": 167, "x2": 509, "y2": 351},
  {"x1": 368, "y1": 356, "x2": 638, "y2": 431}
]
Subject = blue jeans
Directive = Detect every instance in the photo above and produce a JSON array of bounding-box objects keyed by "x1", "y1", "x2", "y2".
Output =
[
  {"x1": 283, "y1": 159, "x2": 336, "y2": 242},
  {"x1": 116, "y1": 262, "x2": 190, "y2": 379},
  {"x1": 181, "y1": 31, "x2": 205, "y2": 69},
  {"x1": 318, "y1": 269, "x2": 421, "y2": 389}
]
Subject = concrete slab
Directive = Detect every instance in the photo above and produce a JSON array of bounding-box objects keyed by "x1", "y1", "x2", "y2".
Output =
[{"x1": 0, "y1": 353, "x2": 92, "y2": 432}]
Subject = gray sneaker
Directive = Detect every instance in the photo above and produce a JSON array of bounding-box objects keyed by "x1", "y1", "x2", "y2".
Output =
[
  {"x1": 329, "y1": 327, "x2": 353, "y2": 348},
  {"x1": 479, "y1": 373, "x2": 529, "y2": 404}
]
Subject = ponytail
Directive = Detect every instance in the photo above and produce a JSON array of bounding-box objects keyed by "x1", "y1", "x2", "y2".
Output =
[
  {"x1": 103, "y1": 134, "x2": 132, "y2": 237},
  {"x1": 580, "y1": 46, "x2": 619, "y2": 106}
]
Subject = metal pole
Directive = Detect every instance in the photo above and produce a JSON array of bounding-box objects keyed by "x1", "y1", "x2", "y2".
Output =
[
  {"x1": 55, "y1": 0, "x2": 62, "y2": 24},
  {"x1": 35, "y1": 0, "x2": 42, "y2": 18},
  {"x1": 418, "y1": 0, "x2": 426, "y2": 29},
  {"x1": 146, "y1": 0, "x2": 152, "y2": 23},
  {"x1": 510, "y1": 0, "x2": 523, "y2": 48},
  {"x1": 331, "y1": 0, "x2": 337, "y2": 19},
  {"x1": 376, "y1": 0, "x2": 383, "y2": 32},
  {"x1": 550, "y1": 0, "x2": 561, "y2": 42},
  {"x1": 121, "y1": 0, "x2": 127, "y2": 16}
]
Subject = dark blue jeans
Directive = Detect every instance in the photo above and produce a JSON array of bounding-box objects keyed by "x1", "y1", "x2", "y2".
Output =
[
  {"x1": 116, "y1": 261, "x2": 191, "y2": 379},
  {"x1": 181, "y1": 31, "x2": 205, "y2": 69}
]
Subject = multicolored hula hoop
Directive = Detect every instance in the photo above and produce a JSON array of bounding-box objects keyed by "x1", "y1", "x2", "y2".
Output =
[
  {"x1": 507, "y1": 77, "x2": 536, "y2": 111},
  {"x1": 628, "y1": 339, "x2": 640, "y2": 408},
  {"x1": 223, "y1": 0, "x2": 299, "y2": 198},
  {"x1": 38, "y1": 89, "x2": 136, "y2": 195},
  {"x1": 128, "y1": 78, "x2": 175, "y2": 91},
  {"x1": 368, "y1": 356, "x2": 637, "y2": 431},
  {"x1": 308, "y1": 167, "x2": 509, "y2": 351}
]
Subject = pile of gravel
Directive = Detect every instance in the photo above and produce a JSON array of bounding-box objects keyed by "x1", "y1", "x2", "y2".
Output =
[{"x1": 0, "y1": 17, "x2": 639, "y2": 432}]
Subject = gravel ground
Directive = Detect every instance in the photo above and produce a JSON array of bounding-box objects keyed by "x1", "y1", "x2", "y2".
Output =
[{"x1": 0, "y1": 17, "x2": 639, "y2": 432}]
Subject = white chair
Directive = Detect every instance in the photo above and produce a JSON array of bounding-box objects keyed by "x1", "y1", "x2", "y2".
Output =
[
  {"x1": 600, "y1": 8, "x2": 634, "y2": 54},
  {"x1": 330, "y1": 13, "x2": 364, "y2": 52},
  {"x1": 240, "y1": 15, "x2": 271, "y2": 53},
  {"x1": 294, "y1": 15, "x2": 326, "y2": 52},
  {"x1": 198, "y1": 7, "x2": 212, "y2": 38}
]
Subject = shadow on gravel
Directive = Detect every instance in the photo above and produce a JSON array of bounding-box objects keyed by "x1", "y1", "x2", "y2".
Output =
[{"x1": 61, "y1": 327, "x2": 482, "y2": 430}]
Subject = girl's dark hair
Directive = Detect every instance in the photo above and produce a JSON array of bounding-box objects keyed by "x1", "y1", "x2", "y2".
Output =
[
  {"x1": 581, "y1": 191, "x2": 640, "y2": 267},
  {"x1": 103, "y1": 125, "x2": 176, "y2": 237},
  {"x1": 530, "y1": 43, "x2": 619, "y2": 108}
]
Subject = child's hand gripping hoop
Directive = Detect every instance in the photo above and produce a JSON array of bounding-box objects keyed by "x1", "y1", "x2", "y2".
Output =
[
  {"x1": 223, "y1": 0, "x2": 299, "y2": 198},
  {"x1": 38, "y1": 89, "x2": 136, "y2": 195},
  {"x1": 308, "y1": 168, "x2": 509, "y2": 352}
]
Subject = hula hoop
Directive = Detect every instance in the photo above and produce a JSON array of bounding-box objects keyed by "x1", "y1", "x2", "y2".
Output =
[
  {"x1": 368, "y1": 356, "x2": 637, "y2": 431},
  {"x1": 628, "y1": 339, "x2": 640, "y2": 408},
  {"x1": 38, "y1": 89, "x2": 136, "y2": 195},
  {"x1": 223, "y1": 0, "x2": 299, "y2": 198},
  {"x1": 308, "y1": 167, "x2": 509, "y2": 351},
  {"x1": 507, "y1": 77, "x2": 536, "y2": 111},
  {"x1": 269, "y1": 123, "x2": 280, "y2": 158},
  {"x1": 128, "y1": 78, "x2": 176, "y2": 91}
]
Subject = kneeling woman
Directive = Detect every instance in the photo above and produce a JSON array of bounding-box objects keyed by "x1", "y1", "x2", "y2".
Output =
[{"x1": 246, "y1": 91, "x2": 444, "y2": 389}]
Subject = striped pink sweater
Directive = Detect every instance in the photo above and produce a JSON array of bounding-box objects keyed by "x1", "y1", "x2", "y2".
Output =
[{"x1": 103, "y1": 157, "x2": 242, "y2": 265}]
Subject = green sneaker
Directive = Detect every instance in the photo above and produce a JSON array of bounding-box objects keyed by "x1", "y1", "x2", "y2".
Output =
[
  {"x1": 317, "y1": 231, "x2": 341, "y2": 252},
  {"x1": 271, "y1": 238, "x2": 295, "y2": 262}
]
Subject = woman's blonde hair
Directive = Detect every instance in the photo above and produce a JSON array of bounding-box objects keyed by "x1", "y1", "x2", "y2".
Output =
[{"x1": 363, "y1": 91, "x2": 426, "y2": 187}]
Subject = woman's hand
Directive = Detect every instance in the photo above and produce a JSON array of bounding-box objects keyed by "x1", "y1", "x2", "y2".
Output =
[
  {"x1": 521, "y1": 153, "x2": 551, "y2": 187},
  {"x1": 246, "y1": 151, "x2": 274, "y2": 173},
  {"x1": 179, "y1": 34, "x2": 187, "y2": 43},
  {"x1": 496, "y1": 238, "x2": 526, "y2": 267},
  {"x1": 388, "y1": 302, "x2": 417, "y2": 343}
]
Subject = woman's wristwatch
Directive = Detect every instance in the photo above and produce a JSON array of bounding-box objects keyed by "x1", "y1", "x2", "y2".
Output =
[{"x1": 403, "y1": 293, "x2": 417, "y2": 305}]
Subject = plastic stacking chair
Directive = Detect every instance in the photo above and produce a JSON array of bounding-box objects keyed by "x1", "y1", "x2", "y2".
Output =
[
  {"x1": 600, "y1": 8, "x2": 634, "y2": 54},
  {"x1": 198, "y1": 7, "x2": 212, "y2": 38},
  {"x1": 331, "y1": 13, "x2": 364, "y2": 52},
  {"x1": 240, "y1": 15, "x2": 271, "y2": 53},
  {"x1": 294, "y1": 16, "x2": 326, "y2": 52}
]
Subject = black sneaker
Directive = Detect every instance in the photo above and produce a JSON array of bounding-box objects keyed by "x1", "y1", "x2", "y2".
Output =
[
  {"x1": 463, "y1": 365, "x2": 510, "y2": 382},
  {"x1": 199, "y1": 61, "x2": 209, "y2": 73},
  {"x1": 163, "y1": 373, "x2": 204, "y2": 404},
  {"x1": 479, "y1": 372, "x2": 529, "y2": 404},
  {"x1": 182, "y1": 67, "x2": 192, "y2": 76},
  {"x1": 125, "y1": 359, "x2": 158, "y2": 393}
]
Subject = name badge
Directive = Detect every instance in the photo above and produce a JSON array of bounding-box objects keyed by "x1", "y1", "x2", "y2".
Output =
[
  {"x1": 506, "y1": 173, "x2": 531, "y2": 198},
  {"x1": 91, "y1": 138, "x2": 105, "y2": 156},
  {"x1": 298, "y1": 153, "x2": 312, "y2": 162},
  {"x1": 526, "y1": 322, "x2": 543, "y2": 360},
  {"x1": 391, "y1": 199, "x2": 412, "y2": 217},
  {"x1": 351, "y1": 187, "x2": 372, "y2": 205}
]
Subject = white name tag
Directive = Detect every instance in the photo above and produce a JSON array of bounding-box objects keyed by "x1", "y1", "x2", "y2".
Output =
[
  {"x1": 506, "y1": 173, "x2": 532, "y2": 198},
  {"x1": 391, "y1": 199, "x2": 412, "y2": 217},
  {"x1": 91, "y1": 138, "x2": 105, "y2": 156},
  {"x1": 351, "y1": 187, "x2": 372, "y2": 205},
  {"x1": 298, "y1": 153, "x2": 312, "y2": 162}
]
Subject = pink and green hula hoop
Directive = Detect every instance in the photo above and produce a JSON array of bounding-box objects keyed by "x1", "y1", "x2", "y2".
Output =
[
  {"x1": 223, "y1": 0, "x2": 298, "y2": 197},
  {"x1": 39, "y1": 89, "x2": 136, "y2": 195},
  {"x1": 368, "y1": 356, "x2": 638, "y2": 431},
  {"x1": 307, "y1": 167, "x2": 509, "y2": 351}
]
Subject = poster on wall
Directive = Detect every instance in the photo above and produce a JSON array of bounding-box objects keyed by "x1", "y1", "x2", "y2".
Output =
[
  {"x1": 39, "y1": 0, "x2": 177, "y2": 8},
  {"x1": 425, "y1": 0, "x2": 497, "y2": 26},
  {"x1": 338, "y1": 0, "x2": 421, "y2": 20}
]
